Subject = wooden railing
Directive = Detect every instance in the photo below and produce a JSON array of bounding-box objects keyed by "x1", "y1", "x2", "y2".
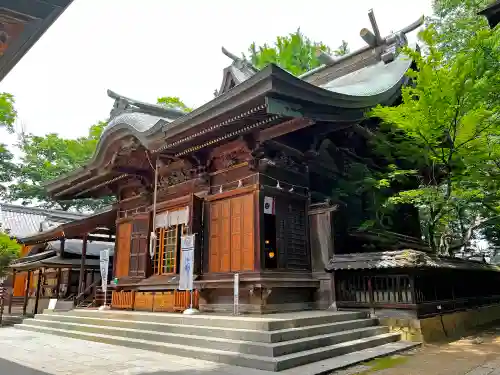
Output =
[
  {"x1": 75, "y1": 279, "x2": 101, "y2": 306},
  {"x1": 336, "y1": 269, "x2": 500, "y2": 318},
  {"x1": 111, "y1": 290, "x2": 135, "y2": 309},
  {"x1": 175, "y1": 290, "x2": 199, "y2": 311},
  {"x1": 111, "y1": 290, "x2": 199, "y2": 312},
  {"x1": 336, "y1": 273, "x2": 416, "y2": 310}
]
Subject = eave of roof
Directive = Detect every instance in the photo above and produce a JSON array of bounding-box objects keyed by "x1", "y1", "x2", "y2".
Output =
[
  {"x1": 17, "y1": 208, "x2": 116, "y2": 245},
  {"x1": 478, "y1": 0, "x2": 500, "y2": 28},
  {"x1": 0, "y1": 0, "x2": 74, "y2": 82},
  {"x1": 0, "y1": 203, "x2": 87, "y2": 221},
  {"x1": 325, "y1": 249, "x2": 500, "y2": 272},
  {"x1": 9, "y1": 255, "x2": 100, "y2": 271}
]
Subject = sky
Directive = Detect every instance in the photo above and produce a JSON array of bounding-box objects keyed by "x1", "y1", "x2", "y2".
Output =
[{"x1": 0, "y1": 0, "x2": 433, "y2": 141}]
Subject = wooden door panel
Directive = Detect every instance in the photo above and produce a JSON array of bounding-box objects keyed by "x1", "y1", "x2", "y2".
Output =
[
  {"x1": 115, "y1": 222, "x2": 131, "y2": 278},
  {"x1": 220, "y1": 200, "x2": 231, "y2": 272},
  {"x1": 208, "y1": 193, "x2": 256, "y2": 273},
  {"x1": 209, "y1": 201, "x2": 221, "y2": 273},
  {"x1": 230, "y1": 196, "x2": 242, "y2": 271},
  {"x1": 129, "y1": 216, "x2": 149, "y2": 277}
]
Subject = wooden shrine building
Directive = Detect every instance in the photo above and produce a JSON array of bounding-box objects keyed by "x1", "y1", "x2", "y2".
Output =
[
  {"x1": 42, "y1": 11, "x2": 432, "y2": 314},
  {"x1": 7, "y1": 208, "x2": 116, "y2": 315}
]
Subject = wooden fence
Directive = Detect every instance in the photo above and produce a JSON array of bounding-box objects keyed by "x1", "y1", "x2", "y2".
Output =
[{"x1": 111, "y1": 290, "x2": 199, "y2": 312}]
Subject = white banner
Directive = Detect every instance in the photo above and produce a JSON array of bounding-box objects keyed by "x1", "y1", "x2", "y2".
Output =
[
  {"x1": 264, "y1": 196, "x2": 275, "y2": 215},
  {"x1": 179, "y1": 234, "x2": 195, "y2": 291},
  {"x1": 100, "y1": 249, "x2": 110, "y2": 292}
]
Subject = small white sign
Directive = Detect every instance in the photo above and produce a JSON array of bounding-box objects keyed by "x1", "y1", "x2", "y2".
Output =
[
  {"x1": 48, "y1": 298, "x2": 57, "y2": 310},
  {"x1": 234, "y1": 273, "x2": 239, "y2": 315},
  {"x1": 264, "y1": 196, "x2": 275, "y2": 215},
  {"x1": 100, "y1": 249, "x2": 110, "y2": 292},
  {"x1": 179, "y1": 234, "x2": 195, "y2": 291}
]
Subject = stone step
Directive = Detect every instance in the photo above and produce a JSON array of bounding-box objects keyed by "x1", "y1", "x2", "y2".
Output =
[
  {"x1": 34, "y1": 313, "x2": 378, "y2": 343},
  {"x1": 16, "y1": 323, "x2": 402, "y2": 372},
  {"x1": 21, "y1": 318, "x2": 388, "y2": 357},
  {"x1": 42, "y1": 309, "x2": 367, "y2": 331},
  {"x1": 0, "y1": 315, "x2": 23, "y2": 327}
]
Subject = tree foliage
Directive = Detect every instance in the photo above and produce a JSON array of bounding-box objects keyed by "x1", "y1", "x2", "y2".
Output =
[
  {"x1": 0, "y1": 233, "x2": 20, "y2": 278},
  {"x1": 157, "y1": 96, "x2": 192, "y2": 112},
  {"x1": 246, "y1": 29, "x2": 349, "y2": 76},
  {"x1": 370, "y1": 24, "x2": 500, "y2": 255},
  {"x1": 8, "y1": 121, "x2": 113, "y2": 211},
  {"x1": 430, "y1": 0, "x2": 491, "y2": 59},
  {"x1": 0, "y1": 92, "x2": 16, "y2": 133}
]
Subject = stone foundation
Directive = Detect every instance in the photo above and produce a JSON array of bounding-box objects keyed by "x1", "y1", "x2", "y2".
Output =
[
  {"x1": 197, "y1": 272, "x2": 319, "y2": 314},
  {"x1": 379, "y1": 304, "x2": 500, "y2": 342}
]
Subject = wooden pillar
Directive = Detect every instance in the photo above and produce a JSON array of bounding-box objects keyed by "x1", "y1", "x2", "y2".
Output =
[
  {"x1": 55, "y1": 268, "x2": 62, "y2": 299},
  {"x1": 8, "y1": 269, "x2": 15, "y2": 314},
  {"x1": 78, "y1": 234, "x2": 88, "y2": 298},
  {"x1": 22, "y1": 271, "x2": 31, "y2": 315},
  {"x1": 60, "y1": 238, "x2": 66, "y2": 258},
  {"x1": 33, "y1": 269, "x2": 42, "y2": 315},
  {"x1": 90, "y1": 270, "x2": 95, "y2": 298}
]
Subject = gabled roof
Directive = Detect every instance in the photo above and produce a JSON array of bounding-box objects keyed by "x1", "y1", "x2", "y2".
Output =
[
  {"x1": 0, "y1": 0, "x2": 73, "y2": 81},
  {"x1": 44, "y1": 9, "x2": 424, "y2": 200},
  {"x1": 0, "y1": 203, "x2": 87, "y2": 238}
]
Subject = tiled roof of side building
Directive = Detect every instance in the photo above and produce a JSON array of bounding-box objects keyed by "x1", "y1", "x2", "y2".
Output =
[{"x1": 0, "y1": 203, "x2": 87, "y2": 238}]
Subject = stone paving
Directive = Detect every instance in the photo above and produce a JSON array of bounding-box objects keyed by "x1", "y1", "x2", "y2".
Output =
[
  {"x1": 0, "y1": 327, "x2": 271, "y2": 375},
  {"x1": 333, "y1": 326, "x2": 500, "y2": 375},
  {"x1": 1, "y1": 325, "x2": 500, "y2": 375}
]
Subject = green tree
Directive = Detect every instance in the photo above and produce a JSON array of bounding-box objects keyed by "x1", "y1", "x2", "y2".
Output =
[
  {"x1": 246, "y1": 29, "x2": 348, "y2": 76},
  {"x1": 370, "y1": 26, "x2": 500, "y2": 254},
  {"x1": 8, "y1": 121, "x2": 113, "y2": 211},
  {"x1": 0, "y1": 233, "x2": 20, "y2": 278},
  {"x1": 0, "y1": 92, "x2": 16, "y2": 132},
  {"x1": 431, "y1": 0, "x2": 491, "y2": 59},
  {"x1": 157, "y1": 97, "x2": 192, "y2": 112}
]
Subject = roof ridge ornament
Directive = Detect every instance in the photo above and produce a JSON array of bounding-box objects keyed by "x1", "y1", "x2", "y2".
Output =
[
  {"x1": 216, "y1": 47, "x2": 260, "y2": 97},
  {"x1": 107, "y1": 89, "x2": 187, "y2": 121},
  {"x1": 221, "y1": 46, "x2": 259, "y2": 72},
  {"x1": 300, "y1": 11, "x2": 424, "y2": 78}
]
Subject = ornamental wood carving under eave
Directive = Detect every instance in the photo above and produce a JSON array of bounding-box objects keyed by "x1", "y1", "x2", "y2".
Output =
[
  {"x1": 260, "y1": 150, "x2": 307, "y2": 175},
  {"x1": 207, "y1": 142, "x2": 252, "y2": 172},
  {"x1": 158, "y1": 169, "x2": 192, "y2": 189}
]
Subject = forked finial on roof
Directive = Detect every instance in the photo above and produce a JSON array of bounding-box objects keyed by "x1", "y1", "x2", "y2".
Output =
[
  {"x1": 368, "y1": 9, "x2": 383, "y2": 45},
  {"x1": 360, "y1": 10, "x2": 424, "y2": 48},
  {"x1": 221, "y1": 46, "x2": 241, "y2": 63}
]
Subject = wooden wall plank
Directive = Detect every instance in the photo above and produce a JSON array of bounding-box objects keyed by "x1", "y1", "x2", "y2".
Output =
[
  {"x1": 220, "y1": 200, "x2": 231, "y2": 272},
  {"x1": 242, "y1": 193, "x2": 255, "y2": 271},
  {"x1": 115, "y1": 222, "x2": 131, "y2": 278}
]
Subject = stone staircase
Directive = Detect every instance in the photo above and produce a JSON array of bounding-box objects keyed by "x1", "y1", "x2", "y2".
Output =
[{"x1": 15, "y1": 309, "x2": 419, "y2": 373}]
